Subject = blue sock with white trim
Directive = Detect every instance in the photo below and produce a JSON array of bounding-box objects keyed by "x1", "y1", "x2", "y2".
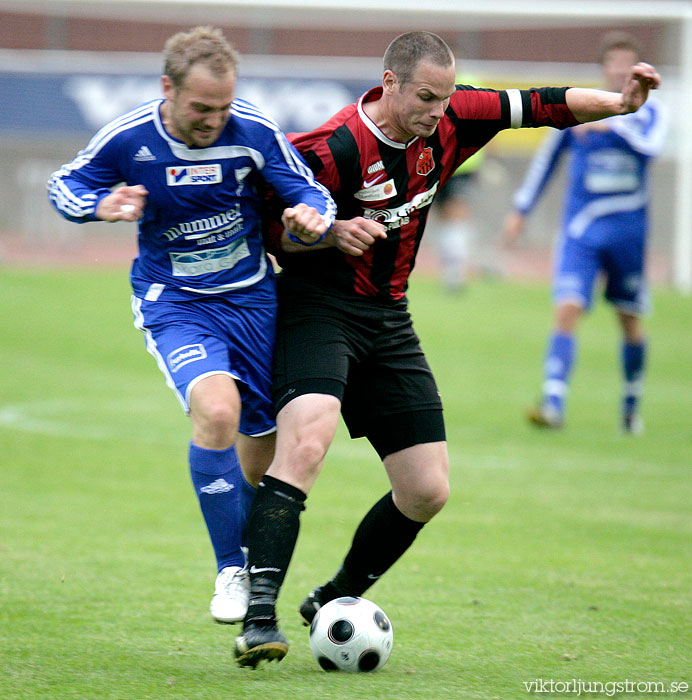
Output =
[
  {"x1": 189, "y1": 442, "x2": 252, "y2": 572},
  {"x1": 621, "y1": 340, "x2": 646, "y2": 418},
  {"x1": 542, "y1": 331, "x2": 576, "y2": 414}
]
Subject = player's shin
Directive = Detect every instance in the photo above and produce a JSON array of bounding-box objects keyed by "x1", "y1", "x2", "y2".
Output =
[
  {"x1": 542, "y1": 331, "x2": 576, "y2": 415},
  {"x1": 244, "y1": 475, "x2": 306, "y2": 623},
  {"x1": 189, "y1": 442, "x2": 248, "y2": 570},
  {"x1": 330, "y1": 491, "x2": 425, "y2": 598},
  {"x1": 621, "y1": 339, "x2": 646, "y2": 427},
  {"x1": 238, "y1": 476, "x2": 256, "y2": 548}
]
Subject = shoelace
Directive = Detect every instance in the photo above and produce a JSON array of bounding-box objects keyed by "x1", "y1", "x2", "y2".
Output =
[{"x1": 219, "y1": 569, "x2": 248, "y2": 596}]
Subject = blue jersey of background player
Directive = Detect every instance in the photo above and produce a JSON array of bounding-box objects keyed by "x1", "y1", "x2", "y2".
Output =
[
  {"x1": 48, "y1": 27, "x2": 335, "y2": 623},
  {"x1": 503, "y1": 32, "x2": 666, "y2": 433}
]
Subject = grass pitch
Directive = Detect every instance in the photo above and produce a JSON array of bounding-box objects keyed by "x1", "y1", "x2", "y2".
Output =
[{"x1": 1, "y1": 267, "x2": 690, "y2": 700}]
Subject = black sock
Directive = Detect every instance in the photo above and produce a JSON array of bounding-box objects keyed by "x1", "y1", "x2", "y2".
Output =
[
  {"x1": 329, "y1": 491, "x2": 425, "y2": 598},
  {"x1": 245, "y1": 475, "x2": 306, "y2": 624}
]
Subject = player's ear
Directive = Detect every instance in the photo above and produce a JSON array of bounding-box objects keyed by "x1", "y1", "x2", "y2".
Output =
[
  {"x1": 161, "y1": 75, "x2": 175, "y2": 100},
  {"x1": 382, "y1": 70, "x2": 398, "y2": 95}
]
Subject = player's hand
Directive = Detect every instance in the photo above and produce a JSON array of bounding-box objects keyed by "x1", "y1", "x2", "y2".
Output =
[
  {"x1": 96, "y1": 185, "x2": 148, "y2": 222},
  {"x1": 620, "y1": 62, "x2": 660, "y2": 113},
  {"x1": 501, "y1": 211, "x2": 525, "y2": 248},
  {"x1": 329, "y1": 218, "x2": 387, "y2": 256},
  {"x1": 281, "y1": 203, "x2": 328, "y2": 244}
]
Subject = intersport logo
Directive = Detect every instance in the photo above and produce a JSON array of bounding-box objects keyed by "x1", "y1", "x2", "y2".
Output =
[{"x1": 166, "y1": 164, "x2": 222, "y2": 186}]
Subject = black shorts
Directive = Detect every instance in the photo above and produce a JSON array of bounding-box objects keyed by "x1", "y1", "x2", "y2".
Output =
[{"x1": 273, "y1": 276, "x2": 445, "y2": 459}]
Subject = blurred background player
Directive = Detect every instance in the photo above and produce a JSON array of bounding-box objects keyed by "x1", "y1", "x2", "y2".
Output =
[
  {"x1": 502, "y1": 32, "x2": 666, "y2": 433},
  {"x1": 433, "y1": 67, "x2": 503, "y2": 294},
  {"x1": 435, "y1": 150, "x2": 483, "y2": 293},
  {"x1": 47, "y1": 26, "x2": 334, "y2": 624}
]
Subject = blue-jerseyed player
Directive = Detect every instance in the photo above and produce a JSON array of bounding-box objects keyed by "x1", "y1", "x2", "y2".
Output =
[
  {"x1": 48, "y1": 26, "x2": 336, "y2": 623},
  {"x1": 503, "y1": 33, "x2": 666, "y2": 433}
]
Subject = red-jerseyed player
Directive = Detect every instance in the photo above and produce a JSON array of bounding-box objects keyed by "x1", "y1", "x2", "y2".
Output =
[{"x1": 234, "y1": 31, "x2": 660, "y2": 667}]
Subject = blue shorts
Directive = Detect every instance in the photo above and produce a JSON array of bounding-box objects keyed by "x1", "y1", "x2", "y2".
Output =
[
  {"x1": 553, "y1": 226, "x2": 649, "y2": 315},
  {"x1": 132, "y1": 295, "x2": 277, "y2": 436}
]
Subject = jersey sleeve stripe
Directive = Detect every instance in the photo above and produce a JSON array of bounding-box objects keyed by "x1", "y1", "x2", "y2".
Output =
[
  {"x1": 46, "y1": 110, "x2": 156, "y2": 218},
  {"x1": 48, "y1": 179, "x2": 108, "y2": 218},
  {"x1": 231, "y1": 101, "x2": 281, "y2": 132},
  {"x1": 51, "y1": 111, "x2": 154, "y2": 185},
  {"x1": 609, "y1": 102, "x2": 667, "y2": 157},
  {"x1": 46, "y1": 109, "x2": 158, "y2": 219},
  {"x1": 512, "y1": 129, "x2": 566, "y2": 213},
  {"x1": 85, "y1": 105, "x2": 158, "y2": 156},
  {"x1": 273, "y1": 132, "x2": 337, "y2": 226},
  {"x1": 506, "y1": 89, "x2": 523, "y2": 129}
]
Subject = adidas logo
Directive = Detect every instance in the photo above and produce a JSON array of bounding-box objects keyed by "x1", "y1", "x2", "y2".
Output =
[
  {"x1": 200, "y1": 478, "x2": 234, "y2": 495},
  {"x1": 134, "y1": 145, "x2": 156, "y2": 161}
]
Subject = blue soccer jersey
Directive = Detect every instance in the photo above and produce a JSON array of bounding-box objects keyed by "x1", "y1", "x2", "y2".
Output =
[
  {"x1": 513, "y1": 98, "x2": 666, "y2": 242},
  {"x1": 48, "y1": 98, "x2": 336, "y2": 304},
  {"x1": 512, "y1": 97, "x2": 666, "y2": 311}
]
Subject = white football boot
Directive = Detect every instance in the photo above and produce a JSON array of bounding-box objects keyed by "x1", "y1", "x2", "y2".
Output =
[
  {"x1": 622, "y1": 413, "x2": 644, "y2": 435},
  {"x1": 527, "y1": 401, "x2": 564, "y2": 429},
  {"x1": 210, "y1": 566, "x2": 249, "y2": 624}
]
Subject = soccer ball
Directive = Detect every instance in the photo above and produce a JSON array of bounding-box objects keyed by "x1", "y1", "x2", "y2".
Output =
[{"x1": 309, "y1": 596, "x2": 393, "y2": 672}]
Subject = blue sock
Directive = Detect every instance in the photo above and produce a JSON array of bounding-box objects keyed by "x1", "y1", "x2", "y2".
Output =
[
  {"x1": 189, "y1": 442, "x2": 255, "y2": 572},
  {"x1": 622, "y1": 340, "x2": 646, "y2": 418},
  {"x1": 542, "y1": 332, "x2": 576, "y2": 414}
]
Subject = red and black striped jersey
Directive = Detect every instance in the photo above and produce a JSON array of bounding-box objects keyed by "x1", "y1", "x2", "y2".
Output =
[{"x1": 271, "y1": 84, "x2": 578, "y2": 302}]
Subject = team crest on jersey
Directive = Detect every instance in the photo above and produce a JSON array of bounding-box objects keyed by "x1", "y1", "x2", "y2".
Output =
[
  {"x1": 166, "y1": 164, "x2": 222, "y2": 186},
  {"x1": 416, "y1": 147, "x2": 435, "y2": 176}
]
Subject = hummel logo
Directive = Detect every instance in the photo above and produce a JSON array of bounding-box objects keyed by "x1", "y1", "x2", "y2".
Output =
[
  {"x1": 362, "y1": 173, "x2": 385, "y2": 188},
  {"x1": 249, "y1": 565, "x2": 282, "y2": 575},
  {"x1": 200, "y1": 478, "x2": 234, "y2": 495},
  {"x1": 134, "y1": 145, "x2": 156, "y2": 161}
]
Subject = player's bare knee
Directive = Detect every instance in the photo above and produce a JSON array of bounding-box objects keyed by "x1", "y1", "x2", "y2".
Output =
[
  {"x1": 418, "y1": 482, "x2": 450, "y2": 520},
  {"x1": 191, "y1": 401, "x2": 239, "y2": 448},
  {"x1": 207, "y1": 402, "x2": 238, "y2": 432},
  {"x1": 397, "y1": 480, "x2": 449, "y2": 522}
]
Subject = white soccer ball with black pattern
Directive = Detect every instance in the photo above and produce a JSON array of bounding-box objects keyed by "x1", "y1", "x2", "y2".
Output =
[{"x1": 309, "y1": 596, "x2": 393, "y2": 672}]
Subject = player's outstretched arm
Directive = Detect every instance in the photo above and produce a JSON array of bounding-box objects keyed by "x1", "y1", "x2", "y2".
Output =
[
  {"x1": 96, "y1": 185, "x2": 149, "y2": 222},
  {"x1": 566, "y1": 62, "x2": 660, "y2": 123}
]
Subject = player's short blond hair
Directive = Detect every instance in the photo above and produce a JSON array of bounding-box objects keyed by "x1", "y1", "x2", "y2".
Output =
[
  {"x1": 163, "y1": 26, "x2": 239, "y2": 88},
  {"x1": 383, "y1": 31, "x2": 454, "y2": 87}
]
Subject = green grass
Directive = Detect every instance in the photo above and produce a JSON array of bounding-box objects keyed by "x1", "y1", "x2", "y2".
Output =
[{"x1": 1, "y1": 267, "x2": 690, "y2": 700}]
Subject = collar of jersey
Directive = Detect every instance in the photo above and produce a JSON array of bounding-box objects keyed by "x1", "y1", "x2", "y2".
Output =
[{"x1": 358, "y1": 87, "x2": 419, "y2": 150}]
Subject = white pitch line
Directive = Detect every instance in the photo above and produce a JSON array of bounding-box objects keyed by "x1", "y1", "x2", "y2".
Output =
[{"x1": 0, "y1": 398, "x2": 179, "y2": 444}]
